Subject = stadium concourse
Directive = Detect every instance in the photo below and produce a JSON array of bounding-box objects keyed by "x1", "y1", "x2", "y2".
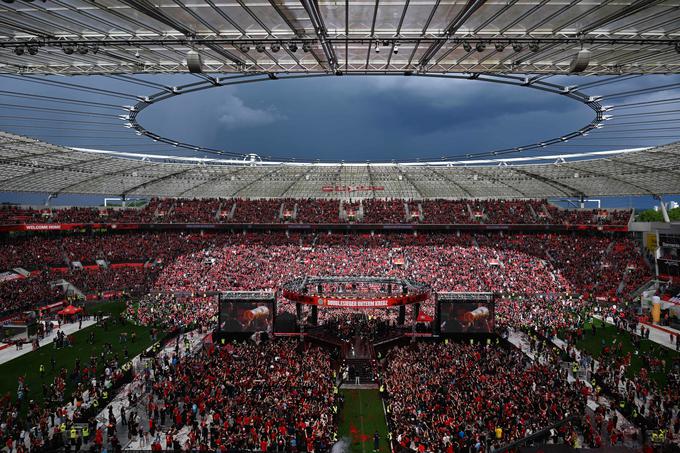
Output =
[{"x1": 0, "y1": 197, "x2": 677, "y2": 453}]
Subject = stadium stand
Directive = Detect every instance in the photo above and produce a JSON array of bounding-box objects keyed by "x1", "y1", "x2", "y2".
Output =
[{"x1": 0, "y1": 199, "x2": 633, "y2": 226}]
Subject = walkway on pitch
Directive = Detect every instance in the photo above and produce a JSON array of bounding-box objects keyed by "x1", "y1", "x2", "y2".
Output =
[{"x1": 338, "y1": 389, "x2": 390, "y2": 453}]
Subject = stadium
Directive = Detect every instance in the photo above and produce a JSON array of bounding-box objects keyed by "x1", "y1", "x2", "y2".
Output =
[{"x1": 1, "y1": 0, "x2": 680, "y2": 452}]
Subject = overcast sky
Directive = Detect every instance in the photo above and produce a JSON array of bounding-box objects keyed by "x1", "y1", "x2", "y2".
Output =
[{"x1": 0, "y1": 73, "x2": 679, "y2": 207}]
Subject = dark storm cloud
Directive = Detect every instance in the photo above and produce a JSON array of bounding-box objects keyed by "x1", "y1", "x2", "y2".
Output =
[{"x1": 139, "y1": 75, "x2": 591, "y2": 161}]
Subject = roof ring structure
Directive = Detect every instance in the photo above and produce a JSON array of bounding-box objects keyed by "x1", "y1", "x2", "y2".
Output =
[{"x1": 128, "y1": 72, "x2": 603, "y2": 163}]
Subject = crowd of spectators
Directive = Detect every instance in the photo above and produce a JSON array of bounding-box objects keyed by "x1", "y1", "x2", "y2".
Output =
[
  {"x1": 362, "y1": 199, "x2": 406, "y2": 223},
  {"x1": 1, "y1": 199, "x2": 632, "y2": 226},
  {"x1": 0, "y1": 229, "x2": 651, "y2": 324},
  {"x1": 383, "y1": 341, "x2": 586, "y2": 451},
  {"x1": 61, "y1": 268, "x2": 157, "y2": 297},
  {"x1": 127, "y1": 294, "x2": 217, "y2": 329},
  {"x1": 138, "y1": 338, "x2": 337, "y2": 451},
  {"x1": 0, "y1": 272, "x2": 64, "y2": 316},
  {"x1": 294, "y1": 199, "x2": 340, "y2": 223}
]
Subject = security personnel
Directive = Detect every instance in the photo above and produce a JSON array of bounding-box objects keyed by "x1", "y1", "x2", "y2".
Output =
[
  {"x1": 82, "y1": 425, "x2": 90, "y2": 444},
  {"x1": 572, "y1": 363, "x2": 579, "y2": 375},
  {"x1": 70, "y1": 426, "x2": 78, "y2": 445},
  {"x1": 102, "y1": 390, "x2": 109, "y2": 401},
  {"x1": 39, "y1": 364, "x2": 45, "y2": 378}
]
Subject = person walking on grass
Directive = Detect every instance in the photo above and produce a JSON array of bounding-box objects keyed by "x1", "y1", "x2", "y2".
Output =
[{"x1": 373, "y1": 431, "x2": 380, "y2": 452}]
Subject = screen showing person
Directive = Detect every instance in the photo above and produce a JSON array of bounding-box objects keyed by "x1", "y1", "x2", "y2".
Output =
[
  {"x1": 440, "y1": 301, "x2": 494, "y2": 333},
  {"x1": 220, "y1": 301, "x2": 273, "y2": 332}
]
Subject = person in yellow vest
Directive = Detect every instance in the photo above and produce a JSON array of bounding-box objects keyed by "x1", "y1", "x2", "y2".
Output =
[
  {"x1": 102, "y1": 390, "x2": 108, "y2": 401},
  {"x1": 82, "y1": 425, "x2": 90, "y2": 444},
  {"x1": 59, "y1": 423, "x2": 66, "y2": 434},
  {"x1": 39, "y1": 364, "x2": 45, "y2": 378},
  {"x1": 70, "y1": 427, "x2": 78, "y2": 446},
  {"x1": 495, "y1": 427, "x2": 503, "y2": 440}
]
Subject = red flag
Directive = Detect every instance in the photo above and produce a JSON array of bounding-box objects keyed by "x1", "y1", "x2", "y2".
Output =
[{"x1": 417, "y1": 312, "x2": 434, "y2": 323}]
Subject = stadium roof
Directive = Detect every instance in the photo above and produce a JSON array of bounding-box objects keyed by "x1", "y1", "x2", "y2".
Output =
[
  {"x1": 1, "y1": 132, "x2": 679, "y2": 199},
  {"x1": 1, "y1": 0, "x2": 680, "y2": 75}
]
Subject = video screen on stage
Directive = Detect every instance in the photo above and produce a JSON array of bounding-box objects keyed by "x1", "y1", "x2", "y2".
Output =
[
  {"x1": 438, "y1": 293, "x2": 495, "y2": 333},
  {"x1": 218, "y1": 293, "x2": 275, "y2": 333}
]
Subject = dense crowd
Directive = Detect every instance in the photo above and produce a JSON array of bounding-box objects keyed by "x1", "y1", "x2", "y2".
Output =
[
  {"x1": 0, "y1": 229, "x2": 651, "y2": 326},
  {"x1": 0, "y1": 199, "x2": 632, "y2": 226},
  {"x1": 0, "y1": 273, "x2": 64, "y2": 316},
  {"x1": 138, "y1": 338, "x2": 337, "y2": 451},
  {"x1": 127, "y1": 294, "x2": 217, "y2": 329},
  {"x1": 383, "y1": 341, "x2": 587, "y2": 451}
]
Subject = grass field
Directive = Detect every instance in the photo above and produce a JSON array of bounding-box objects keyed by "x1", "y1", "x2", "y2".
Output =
[
  {"x1": 0, "y1": 300, "x2": 155, "y2": 407},
  {"x1": 338, "y1": 390, "x2": 390, "y2": 453},
  {"x1": 573, "y1": 318, "x2": 679, "y2": 386}
]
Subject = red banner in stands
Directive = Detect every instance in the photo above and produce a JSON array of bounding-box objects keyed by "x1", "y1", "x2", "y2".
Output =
[{"x1": 0, "y1": 222, "x2": 629, "y2": 233}]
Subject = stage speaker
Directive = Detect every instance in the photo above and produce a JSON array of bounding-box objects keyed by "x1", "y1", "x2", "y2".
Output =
[
  {"x1": 187, "y1": 51, "x2": 203, "y2": 73},
  {"x1": 569, "y1": 49, "x2": 590, "y2": 73},
  {"x1": 398, "y1": 306, "x2": 405, "y2": 325}
]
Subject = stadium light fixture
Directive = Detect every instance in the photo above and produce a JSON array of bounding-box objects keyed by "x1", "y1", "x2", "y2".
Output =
[
  {"x1": 475, "y1": 42, "x2": 486, "y2": 52},
  {"x1": 512, "y1": 43, "x2": 523, "y2": 52},
  {"x1": 77, "y1": 45, "x2": 89, "y2": 55},
  {"x1": 393, "y1": 43, "x2": 399, "y2": 54},
  {"x1": 62, "y1": 45, "x2": 75, "y2": 55},
  {"x1": 186, "y1": 50, "x2": 203, "y2": 73},
  {"x1": 288, "y1": 43, "x2": 298, "y2": 52},
  {"x1": 27, "y1": 44, "x2": 38, "y2": 55},
  {"x1": 462, "y1": 42, "x2": 472, "y2": 52},
  {"x1": 256, "y1": 43, "x2": 266, "y2": 53},
  {"x1": 568, "y1": 49, "x2": 591, "y2": 73},
  {"x1": 302, "y1": 42, "x2": 312, "y2": 52},
  {"x1": 13, "y1": 46, "x2": 24, "y2": 56},
  {"x1": 239, "y1": 44, "x2": 250, "y2": 53},
  {"x1": 494, "y1": 43, "x2": 505, "y2": 52},
  {"x1": 675, "y1": 42, "x2": 680, "y2": 53},
  {"x1": 270, "y1": 43, "x2": 281, "y2": 53},
  {"x1": 375, "y1": 42, "x2": 380, "y2": 53},
  {"x1": 528, "y1": 42, "x2": 540, "y2": 52}
]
